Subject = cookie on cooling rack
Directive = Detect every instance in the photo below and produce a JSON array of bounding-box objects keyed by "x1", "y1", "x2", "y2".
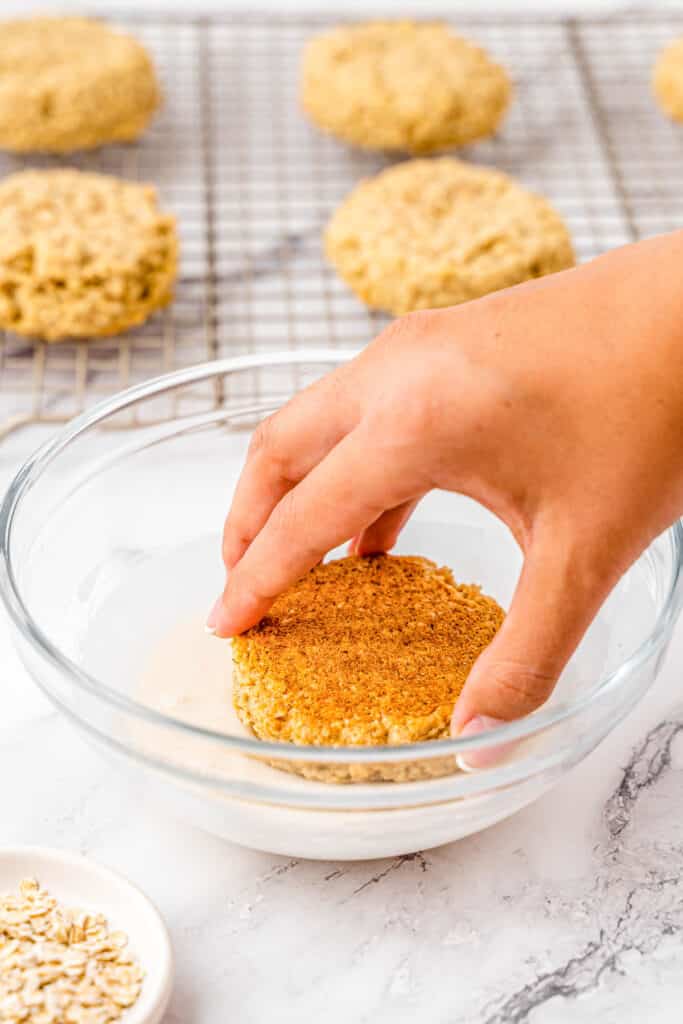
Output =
[
  {"x1": 0, "y1": 170, "x2": 178, "y2": 342},
  {"x1": 653, "y1": 37, "x2": 683, "y2": 121},
  {"x1": 301, "y1": 20, "x2": 511, "y2": 153},
  {"x1": 0, "y1": 16, "x2": 160, "y2": 153},
  {"x1": 325, "y1": 157, "x2": 575, "y2": 316},
  {"x1": 232, "y1": 554, "x2": 504, "y2": 783}
]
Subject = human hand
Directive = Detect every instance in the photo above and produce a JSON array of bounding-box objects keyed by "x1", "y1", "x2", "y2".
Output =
[{"x1": 208, "y1": 231, "x2": 683, "y2": 739}]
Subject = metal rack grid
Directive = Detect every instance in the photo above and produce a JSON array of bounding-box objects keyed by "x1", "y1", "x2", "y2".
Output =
[
  {"x1": 578, "y1": 14, "x2": 683, "y2": 240},
  {"x1": 0, "y1": 11, "x2": 680, "y2": 436}
]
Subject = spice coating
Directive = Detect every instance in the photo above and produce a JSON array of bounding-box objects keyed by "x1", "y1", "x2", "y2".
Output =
[{"x1": 232, "y1": 554, "x2": 504, "y2": 782}]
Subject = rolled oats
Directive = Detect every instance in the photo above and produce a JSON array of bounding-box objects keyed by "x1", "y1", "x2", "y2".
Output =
[{"x1": 0, "y1": 879, "x2": 143, "y2": 1024}]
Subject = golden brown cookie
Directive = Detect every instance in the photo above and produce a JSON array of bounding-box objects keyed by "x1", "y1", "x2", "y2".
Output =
[
  {"x1": 653, "y1": 37, "x2": 683, "y2": 121},
  {"x1": 0, "y1": 170, "x2": 177, "y2": 342},
  {"x1": 232, "y1": 554, "x2": 504, "y2": 782},
  {"x1": 325, "y1": 157, "x2": 575, "y2": 315},
  {"x1": 0, "y1": 17, "x2": 160, "y2": 152},
  {"x1": 301, "y1": 20, "x2": 510, "y2": 153}
]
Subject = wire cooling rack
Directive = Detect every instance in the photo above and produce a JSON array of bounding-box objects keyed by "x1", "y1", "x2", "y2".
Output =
[{"x1": 0, "y1": 11, "x2": 681, "y2": 436}]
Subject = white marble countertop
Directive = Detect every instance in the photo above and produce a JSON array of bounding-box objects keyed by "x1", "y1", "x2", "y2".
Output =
[{"x1": 2, "y1": 426, "x2": 683, "y2": 1023}]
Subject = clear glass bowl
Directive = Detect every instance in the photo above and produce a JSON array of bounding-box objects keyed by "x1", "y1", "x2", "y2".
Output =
[{"x1": 2, "y1": 352, "x2": 682, "y2": 860}]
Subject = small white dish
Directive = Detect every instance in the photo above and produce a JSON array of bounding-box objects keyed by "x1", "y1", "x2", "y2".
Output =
[{"x1": 0, "y1": 846, "x2": 173, "y2": 1024}]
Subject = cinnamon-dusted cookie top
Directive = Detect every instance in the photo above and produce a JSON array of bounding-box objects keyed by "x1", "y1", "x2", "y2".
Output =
[
  {"x1": 301, "y1": 20, "x2": 510, "y2": 153},
  {"x1": 0, "y1": 169, "x2": 177, "y2": 342},
  {"x1": 0, "y1": 16, "x2": 160, "y2": 153},
  {"x1": 232, "y1": 554, "x2": 504, "y2": 781}
]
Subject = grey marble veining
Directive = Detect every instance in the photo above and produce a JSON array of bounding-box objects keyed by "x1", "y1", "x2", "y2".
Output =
[{"x1": 483, "y1": 719, "x2": 683, "y2": 1024}]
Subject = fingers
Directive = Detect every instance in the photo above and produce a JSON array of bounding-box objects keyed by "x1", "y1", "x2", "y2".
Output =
[
  {"x1": 222, "y1": 370, "x2": 358, "y2": 569},
  {"x1": 212, "y1": 427, "x2": 418, "y2": 637},
  {"x1": 451, "y1": 538, "x2": 614, "y2": 762},
  {"x1": 220, "y1": 313, "x2": 430, "y2": 571},
  {"x1": 353, "y1": 499, "x2": 420, "y2": 555}
]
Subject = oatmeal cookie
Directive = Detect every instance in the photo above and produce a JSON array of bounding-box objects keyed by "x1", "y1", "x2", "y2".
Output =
[
  {"x1": 653, "y1": 37, "x2": 683, "y2": 121},
  {"x1": 301, "y1": 20, "x2": 510, "y2": 153},
  {"x1": 0, "y1": 169, "x2": 177, "y2": 341},
  {"x1": 232, "y1": 554, "x2": 504, "y2": 783},
  {"x1": 325, "y1": 157, "x2": 575, "y2": 315},
  {"x1": 0, "y1": 16, "x2": 160, "y2": 152}
]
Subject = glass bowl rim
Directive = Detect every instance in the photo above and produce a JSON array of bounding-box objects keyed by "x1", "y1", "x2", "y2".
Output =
[{"x1": 1, "y1": 349, "x2": 682, "y2": 765}]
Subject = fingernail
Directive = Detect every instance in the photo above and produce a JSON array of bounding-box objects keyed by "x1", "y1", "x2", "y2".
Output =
[
  {"x1": 348, "y1": 536, "x2": 359, "y2": 556},
  {"x1": 456, "y1": 716, "x2": 512, "y2": 773},
  {"x1": 459, "y1": 715, "x2": 506, "y2": 737},
  {"x1": 205, "y1": 596, "x2": 222, "y2": 631}
]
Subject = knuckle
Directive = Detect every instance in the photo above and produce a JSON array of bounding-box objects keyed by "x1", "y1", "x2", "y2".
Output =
[
  {"x1": 270, "y1": 491, "x2": 309, "y2": 544},
  {"x1": 377, "y1": 309, "x2": 439, "y2": 348},
  {"x1": 367, "y1": 380, "x2": 433, "y2": 444},
  {"x1": 222, "y1": 526, "x2": 250, "y2": 567},
  {"x1": 485, "y1": 659, "x2": 557, "y2": 713},
  {"x1": 229, "y1": 563, "x2": 272, "y2": 605},
  {"x1": 248, "y1": 414, "x2": 295, "y2": 480},
  {"x1": 268, "y1": 494, "x2": 327, "y2": 566},
  {"x1": 248, "y1": 415, "x2": 277, "y2": 457}
]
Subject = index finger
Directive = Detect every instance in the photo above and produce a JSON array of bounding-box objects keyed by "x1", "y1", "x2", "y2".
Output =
[
  {"x1": 222, "y1": 367, "x2": 359, "y2": 569},
  {"x1": 212, "y1": 425, "x2": 421, "y2": 636}
]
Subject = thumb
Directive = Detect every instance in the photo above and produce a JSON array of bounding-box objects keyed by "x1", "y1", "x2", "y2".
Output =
[{"x1": 451, "y1": 540, "x2": 610, "y2": 746}]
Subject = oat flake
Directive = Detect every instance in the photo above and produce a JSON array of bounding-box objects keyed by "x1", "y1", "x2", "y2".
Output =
[{"x1": 0, "y1": 878, "x2": 143, "y2": 1024}]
